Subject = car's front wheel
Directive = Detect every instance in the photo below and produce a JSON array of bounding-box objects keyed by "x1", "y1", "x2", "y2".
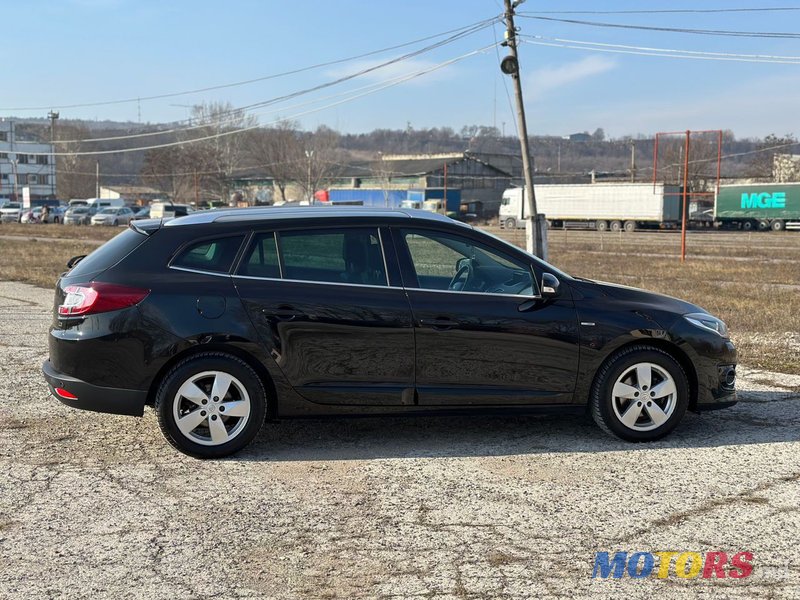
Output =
[
  {"x1": 155, "y1": 353, "x2": 267, "y2": 458},
  {"x1": 590, "y1": 346, "x2": 688, "y2": 441}
]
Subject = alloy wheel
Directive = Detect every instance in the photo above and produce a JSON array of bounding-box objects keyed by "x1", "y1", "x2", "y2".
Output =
[
  {"x1": 611, "y1": 362, "x2": 677, "y2": 432},
  {"x1": 172, "y1": 370, "x2": 251, "y2": 446}
]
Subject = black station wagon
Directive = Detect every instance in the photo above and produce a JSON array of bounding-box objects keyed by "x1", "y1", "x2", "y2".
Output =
[{"x1": 43, "y1": 207, "x2": 737, "y2": 458}]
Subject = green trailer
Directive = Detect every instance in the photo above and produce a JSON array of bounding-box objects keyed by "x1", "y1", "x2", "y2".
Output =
[{"x1": 715, "y1": 183, "x2": 800, "y2": 231}]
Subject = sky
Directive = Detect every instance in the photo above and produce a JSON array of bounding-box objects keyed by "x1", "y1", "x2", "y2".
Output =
[{"x1": 3, "y1": 0, "x2": 800, "y2": 139}]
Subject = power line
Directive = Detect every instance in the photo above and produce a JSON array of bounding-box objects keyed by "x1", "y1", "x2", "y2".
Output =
[
  {"x1": 520, "y1": 8, "x2": 800, "y2": 15},
  {"x1": 0, "y1": 16, "x2": 500, "y2": 112},
  {"x1": 21, "y1": 43, "x2": 501, "y2": 157},
  {"x1": 521, "y1": 35, "x2": 800, "y2": 64},
  {"x1": 20, "y1": 18, "x2": 498, "y2": 146},
  {"x1": 518, "y1": 15, "x2": 800, "y2": 39}
]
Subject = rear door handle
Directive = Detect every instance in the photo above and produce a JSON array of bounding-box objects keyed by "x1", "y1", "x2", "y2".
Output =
[
  {"x1": 263, "y1": 306, "x2": 305, "y2": 320},
  {"x1": 419, "y1": 317, "x2": 459, "y2": 330}
]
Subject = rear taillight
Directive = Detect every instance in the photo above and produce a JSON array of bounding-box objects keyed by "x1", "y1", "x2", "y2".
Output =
[{"x1": 58, "y1": 282, "x2": 150, "y2": 316}]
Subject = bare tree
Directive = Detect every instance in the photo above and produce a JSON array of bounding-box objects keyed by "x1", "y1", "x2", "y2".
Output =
[
  {"x1": 190, "y1": 102, "x2": 257, "y2": 201},
  {"x1": 297, "y1": 125, "x2": 346, "y2": 201},
  {"x1": 246, "y1": 120, "x2": 304, "y2": 203},
  {"x1": 55, "y1": 124, "x2": 96, "y2": 199},
  {"x1": 749, "y1": 133, "x2": 798, "y2": 179}
]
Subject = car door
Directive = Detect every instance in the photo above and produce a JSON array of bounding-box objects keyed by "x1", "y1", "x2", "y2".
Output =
[
  {"x1": 234, "y1": 226, "x2": 416, "y2": 406},
  {"x1": 393, "y1": 226, "x2": 580, "y2": 406}
]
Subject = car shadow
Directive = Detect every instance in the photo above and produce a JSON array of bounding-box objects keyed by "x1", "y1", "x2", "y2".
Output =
[{"x1": 236, "y1": 389, "x2": 800, "y2": 462}]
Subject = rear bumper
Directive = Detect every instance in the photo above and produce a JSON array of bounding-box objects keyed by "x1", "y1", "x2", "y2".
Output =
[{"x1": 42, "y1": 359, "x2": 147, "y2": 417}]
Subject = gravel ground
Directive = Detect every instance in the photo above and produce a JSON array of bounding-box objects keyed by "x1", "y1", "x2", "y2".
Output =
[{"x1": 0, "y1": 280, "x2": 798, "y2": 599}]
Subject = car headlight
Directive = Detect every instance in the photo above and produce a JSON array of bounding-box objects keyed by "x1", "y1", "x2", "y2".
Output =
[{"x1": 684, "y1": 312, "x2": 728, "y2": 338}]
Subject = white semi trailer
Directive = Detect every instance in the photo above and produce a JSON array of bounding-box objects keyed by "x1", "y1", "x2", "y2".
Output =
[{"x1": 499, "y1": 183, "x2": 682, "y2": 232}]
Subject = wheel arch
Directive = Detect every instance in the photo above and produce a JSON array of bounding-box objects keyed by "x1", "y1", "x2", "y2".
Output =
[
  {"x1": 590, "y1": 338, "x2": 699, "y2": 411},
  {"x1": 145, "y1": 342, "x2": 279, "y2": 420}
]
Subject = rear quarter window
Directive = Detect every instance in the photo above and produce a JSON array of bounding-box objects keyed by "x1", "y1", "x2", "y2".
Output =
[
  {"x1": 171, "y1": 235, "x2": 245, "y2": 273},
  {"x1": 67, "y1": 228, "x2": 149, "y2": 279}
]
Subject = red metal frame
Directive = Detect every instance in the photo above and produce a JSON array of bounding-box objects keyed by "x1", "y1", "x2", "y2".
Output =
[{"x1": 653, "y1": 130, "x2": 723, "y2": 262}]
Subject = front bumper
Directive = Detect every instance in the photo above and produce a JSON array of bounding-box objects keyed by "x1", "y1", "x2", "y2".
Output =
[{"x1": 42, "y1": 359, "x2": 147, "y2": 417}]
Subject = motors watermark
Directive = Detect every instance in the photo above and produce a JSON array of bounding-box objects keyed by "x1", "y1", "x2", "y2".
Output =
[{"x1": 592, "y1": 551, "x2": 754, "y2": 580}]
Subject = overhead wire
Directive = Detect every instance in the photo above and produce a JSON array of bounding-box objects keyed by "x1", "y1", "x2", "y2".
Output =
[
  {"x1": 517, "y1": 15, "x2": 800, "y2": 39},
  {"x1": 521, "y1": 35, "x2": 800, "y2": 64},
  {"x1": 520, "y1": 8, "x2": 800, "y2": 16},
  {"x1": 19, "y1": 17, "x2": 499, "y2": 146},
  {"x1": 19, "y1": 42, "x2": 502, "y2": 157},
  {"x1": 0, "y1": 16, "x2": 500, "y2": 112}
]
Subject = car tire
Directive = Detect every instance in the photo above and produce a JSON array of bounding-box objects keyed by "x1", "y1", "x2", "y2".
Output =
[
  {"x1": 610, "y1": 220, "x2": 622, "y2": 232},
  {"x1": 741, "y1": 220, "x2": 754, "y2": 231},
  {"x1": 771, "y1": 219, "x2": 785, "y2": 232},
  {"x1": 155, "y1": 352, "x2": 267, "y2": 459},
  {"x1": 624, "y1": 220, "x2": 637, "y2": 233},
  {"x1": 504, "y1": 218, "x2": 517, "y2": 230},
  {"x1": 590, "y1": 345, "x2": 689, "y2": 442},
  {"x1": 596, "y1": 220, "x2": 608, "y2": 232}
]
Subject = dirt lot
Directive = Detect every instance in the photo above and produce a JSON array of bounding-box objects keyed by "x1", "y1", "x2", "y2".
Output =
[{"x1": 1, "y1": 278, "x2": 799, "y2": 598}]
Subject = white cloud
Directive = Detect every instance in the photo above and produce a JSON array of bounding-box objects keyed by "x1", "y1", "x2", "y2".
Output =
[{"x1": 526, "y1": 56, "x2": 617, "y2": 100}]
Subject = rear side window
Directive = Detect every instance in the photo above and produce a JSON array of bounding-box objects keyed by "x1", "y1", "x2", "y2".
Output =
[
  {"x1": 68, "y1": 229, "x2": 148, "y2": 279},
  {"x1": 239, "y1": 233, "x2": 280, "y2": 278},
  {"x1": 172, "y1": 235, "x2": 244, "y2": 273},
  {"x1": 279, "y1": 228, "x2": 387, "y2": 286}
]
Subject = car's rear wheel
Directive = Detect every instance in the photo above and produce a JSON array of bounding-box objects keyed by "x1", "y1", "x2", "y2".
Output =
[
  {"x1": 590, "y1": 346, "x2": 688, "y2": 441},
  {"x1": 155, "y1": 353, "x2": 267, "y2": 458},
  {"x1": 504, "y1": 217, "x2": 517, "y2": 230}
]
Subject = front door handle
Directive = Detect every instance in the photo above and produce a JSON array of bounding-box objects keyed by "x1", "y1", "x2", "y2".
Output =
[
  {"x1": 263, "y1": 305, "x2": 305, "y2": 320},
  {"x1": 419, "y1": 317, "x2": 459, "y2": 330}
]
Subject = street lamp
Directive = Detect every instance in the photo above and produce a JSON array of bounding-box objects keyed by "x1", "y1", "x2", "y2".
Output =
[
  {"x1": 11, "y1": 158, "x2": 19, "y2": 203},
  {"x1": 305, "y1": 150, "x2": 314, "y2": 203},
  {"x1": 48, "y1": 111, "x2": 59, "y2": 199}
]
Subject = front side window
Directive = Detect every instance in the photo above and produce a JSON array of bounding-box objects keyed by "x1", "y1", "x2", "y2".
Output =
[
  {"x1": 279, "y1": 228, "x2": 387, "y2": 286},
  {"x1": 401, "y1": 229, "x2": 534, "y2": 296},
  {"x1": 172, "y1": 235, "x2": 245, "y2": 273}
]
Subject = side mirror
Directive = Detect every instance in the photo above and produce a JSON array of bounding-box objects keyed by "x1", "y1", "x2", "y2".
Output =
[
  {"x1": 541, "y1": 272, "x2": 560, "y2": 296},
  {"x1": 67, "y1": 255, "x2": 85, "y2": 269}
]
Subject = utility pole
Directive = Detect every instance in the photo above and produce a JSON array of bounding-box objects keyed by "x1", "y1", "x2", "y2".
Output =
[
  {"x1": 502, "y1": 0, "x2": 546, "y2": 259},
  {"x1": 630, "y1": 141, "x2": 636, "y2": 182},
  {"x1": 48, "y1": 111, "x2": 59, "y2": 198},
  {"x1": 680, "y1": 131, "x2": 690, "y2": 263},
  {"x1": 95, "y1": 161, "x2": 100, "y2": 198}
]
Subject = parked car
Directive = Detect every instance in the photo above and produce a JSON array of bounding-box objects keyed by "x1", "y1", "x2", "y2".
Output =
[
  {"x1": 43, "y1": 208, "x2": 737, "y2": 458},
  {"x1": 20, "y1": 206, "x2": 66, "y2": 224},
  {"x1": 63, "y1": 206, "x2": 93, "y2": 226},
  {"x1": 90, "y1": 206, "x2": 135, "y2": 226},
  {"x1": 0, "y1": 202, "x2": 23, "y2": 223},
  {"x1": 150, "y1": 202, "x2": 194, "y2": 220},
  {"x1": 132, "y1": 207, "x2": 151, "y2": 220}
]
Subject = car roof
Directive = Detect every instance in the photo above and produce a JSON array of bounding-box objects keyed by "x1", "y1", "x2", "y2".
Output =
[{"x1": 164, "y1": 206, "x2": 465, "y2": 227}]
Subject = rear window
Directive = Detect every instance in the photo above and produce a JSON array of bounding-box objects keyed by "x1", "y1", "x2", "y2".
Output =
[
  {"x1": 68, "y1": 229, "x2": 149, "y2": 279},
  {"x1": 239, "y1": 233, "x2": 280, "y2": 278},
  {"x1": 279, "y1": 228, "x2": 387, "y2": 286},
  {"x1": 171, "y1": 235, "x2": 245, "y2": 273}
]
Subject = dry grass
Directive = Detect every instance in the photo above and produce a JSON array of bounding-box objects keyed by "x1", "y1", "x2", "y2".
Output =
[
  {"x1": 0, "y1": 222, "x2": 119, "y2": 241},
  {"x1": 1, "y1": 224, "x2": 797, "y2": 374}
]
